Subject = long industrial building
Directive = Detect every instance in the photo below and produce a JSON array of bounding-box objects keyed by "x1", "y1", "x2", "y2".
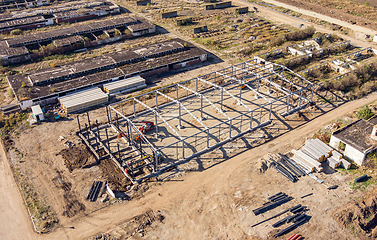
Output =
[
  {"x1": 7, "y1": 38, "x2": 207, "y2": 109},
  {"x1": 0, "y1": 1, "x2": 119, "y2": 32},
  {"x1": 0, "y1": 16, "x2": 155, "y2": 65}
]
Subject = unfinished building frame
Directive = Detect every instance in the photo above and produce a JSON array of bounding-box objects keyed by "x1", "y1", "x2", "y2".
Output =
[{"x1": 79, "y1": 59, "x2": 315, "y2": 183}]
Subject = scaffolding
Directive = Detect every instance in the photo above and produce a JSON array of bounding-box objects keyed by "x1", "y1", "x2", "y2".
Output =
[{"x1": 78, "y1": 59, "x2": 315, "y2": 183}]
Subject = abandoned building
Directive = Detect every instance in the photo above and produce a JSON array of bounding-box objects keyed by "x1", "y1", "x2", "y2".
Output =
[
  {"x1": 7, "y1": 38, "x2": 207, "y2": 109},
  {"x1": 0, "y1": 0, "x2": 48, "y2": 10},
  {"x1": 329, "y1": 116, "x2": 377, "y2": 166},
  {"x1": 0, "y1": 16, "x2": 155, "y2": 65},
  {"x1": 0, "y1": 1, "x2": 119, "y2": 31}
]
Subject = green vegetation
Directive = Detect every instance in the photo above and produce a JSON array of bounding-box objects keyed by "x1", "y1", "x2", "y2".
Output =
[
  {"x1": 10, "y1": 29, "x2": 22, "y2": 35},
  {"x1": 355, "y1": 106, "x2": 374, "y2": 120},
  {"x1": 7, "y1": 88, "x2": 14, "y2": 98},
  {"x1": 1, "y1": 112, "x2": 28, "y2": 131},
  {"x1": 15, "y1": 168, "x2": 58, "y2": 233},
  {"x1": 269, "y1": 26, "x2": 316, "y2": 47},
  {"x1": 325, "y1": 62, "x2": 377, "y2": 100},
  {"x1": 339, "y1": 141, "x2": 346, "y2": 151}
]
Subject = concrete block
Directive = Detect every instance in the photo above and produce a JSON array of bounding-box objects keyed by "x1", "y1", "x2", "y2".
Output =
[
  {"x1": 136, "y1": 0, "x2": 151, "y2": 5},
  {"x1": 341, "y1": 159, "x2": 351, "y2": 170},
  {"x1": 162, "y1": 11, "x2": 177, "y2": 18},
  {"x1": 193, "y1": 26, "x2": 208, "y2": 34},
  {"x1": 236, "y1": 7, "x2": 248, "y2": 14},
  {"x1": 205, "y1": 1, "x2": 231, "y2": 10}
]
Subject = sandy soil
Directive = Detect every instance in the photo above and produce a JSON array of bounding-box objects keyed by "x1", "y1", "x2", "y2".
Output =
[
  {"x1": 0, "y1": 140, "x2": 35, "y2": 240},
  {"x1": 2, "y1": 0, "x2": 377, "y2": 239},
  {"x1": 0, "y1": 90, "x2": 376, "y2": 240}
]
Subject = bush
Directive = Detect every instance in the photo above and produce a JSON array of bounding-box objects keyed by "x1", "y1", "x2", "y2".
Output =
[
  {"x1": 339, "y1": 141, "x2": 346, "y2": 151},
  {"x1": 10, "y1": 29, "x2": 22, "y2": 35},
  {"x1": 355, "y1": 106, "x2": 374, "y2": 120},
  {"x1": 270, "y1": 26, "x2": 315, "y2": 47}
]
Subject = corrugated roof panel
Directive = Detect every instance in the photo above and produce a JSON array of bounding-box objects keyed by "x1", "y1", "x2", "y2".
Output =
[
  {"x1": 58, "y1": 88, "x2": 108, "y2": 113},
  {"x1": 103, "y1": 75, "x2": 145, "y2": 94}
]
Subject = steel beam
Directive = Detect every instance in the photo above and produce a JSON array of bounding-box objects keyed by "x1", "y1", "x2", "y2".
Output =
[
  {"x1": 197, "y1": 77, "x2": 252, "y2": 112},
  {"x1": 177, "y1": 83, "x2": 230, "y2": 120},
  {"x1": 156, "y1": 90, "x2": 208, "y2": 129},
  {"x1": 134, "y1": 98, "x2": 183, "y2": 140},
  {"x1": 222, "y1": 68, "x2": 270, "y2": 102},
  {"x1": 108, "y1": 106, "x2": 157, "y2": 153}
]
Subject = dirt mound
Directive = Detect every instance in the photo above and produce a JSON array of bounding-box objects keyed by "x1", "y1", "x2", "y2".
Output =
[
  {"x1": 53, "y1": 170, "x2": 86, "y2": 218},
  {"x1": 1, "y1": 135, "x2": 13, "y2": 149},
  {"x1": 99, "y1": 158, "x2": 130, "y2": 191},
  {"x1": 58, "y1": 144, "x2": 91, "y2": 172},
  {"x1": 123, "y1": 210, "x2": 164, "y2": 237},
  {"x1": 90, "y1": 233, "x2": 117, "y2": 240},
  {"x1": 62, "y1": 194, "x2": 86, "y2": 218},
  {"x1": 251, "y1": 155, "x2": 274, "y2": 173},
  {"x1": 255, "y1": 160, "x2": 269, "y2": 173},
  {"x1": 333, "y1": 189, "x2": 377, "y2": 239}
]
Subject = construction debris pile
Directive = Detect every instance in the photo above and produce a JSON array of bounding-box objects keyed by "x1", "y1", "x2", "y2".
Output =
[
  {"x1": 251, "y1": 192, "x2": 310, "y2": 237},
  {"x1": 291, "y1": 138, "x2": 350, "y2": 173}
]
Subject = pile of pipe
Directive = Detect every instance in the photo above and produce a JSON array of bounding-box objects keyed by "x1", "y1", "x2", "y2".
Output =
[
  {"x1": 87, "y1": 181, "x2": 103, "y2": 202},
  {"x1": 272, "y1": 154, "x2": 307, "y2": 183},
  {"x1": 291, "y1": 138, "x2": 350, "y2": 173},
  {"x1": 252, "y1": 192, "x2": 292, "y2": 215}
]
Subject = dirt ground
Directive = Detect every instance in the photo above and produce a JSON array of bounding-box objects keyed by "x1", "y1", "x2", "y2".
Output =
[
  {"x1": 0, "y1": 89, "x2": 374, "y2": 240},
  {"x1": 260, "y1": 0, "x2": 377, "y2": 31},
  {"x1": 2, "y1": 0, "x2": 377, "y2": 239}
]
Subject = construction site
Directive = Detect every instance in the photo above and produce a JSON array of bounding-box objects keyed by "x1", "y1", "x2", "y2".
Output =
[
  {"x1": 2, "y1": 0, "x2": 377, "y2": 239},
  {"x1": 77, "y1": 59, "x2": 314, "y2": 184}
]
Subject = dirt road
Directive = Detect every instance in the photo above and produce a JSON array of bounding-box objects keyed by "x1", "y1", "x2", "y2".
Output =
[
  {"x1": 0, "y1": 91, "x2": 374, "y2": 239},
  {"x1": 0, "y1": 143, "x2": 35, "y2": 240},
  {"x1": 232, "y1": 0, "x2": 374, "y2": 48},
  {"x1": 251, "y1": 0, "x2": 376, "y2": 36}
]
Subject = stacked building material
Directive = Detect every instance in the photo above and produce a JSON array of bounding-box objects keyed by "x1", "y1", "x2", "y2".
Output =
[
  {"x1": 291, "y1": 138, "x2": 348, "y2": 172},
  {"x1": 103, "y1": 75, "x2": 146, "y2": 94},
  {"x1": 252, "y1": 192, "x2": 292, "y2": 215},
  {"x1": 291, "y1": 149, "x2": 322, "y2": 172},
  {"x1": 58, "y1": 87, "x2": 108, "y2": 114}
]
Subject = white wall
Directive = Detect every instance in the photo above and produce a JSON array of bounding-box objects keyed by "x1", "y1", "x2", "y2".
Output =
[
  {"x1": 329, "y1": 135, "x2": 341, "y2": 150},
  {"x1": 330, "y1": 135, "x2": 365, "y2": 165},
  {"x1": 344, "y1": 144, "x2": 365, "y2": 166}
]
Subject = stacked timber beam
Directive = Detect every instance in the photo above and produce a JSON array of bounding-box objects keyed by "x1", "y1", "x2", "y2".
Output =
[{"x1": 291, "y1": 138, "x2": 350, "y2": 174}]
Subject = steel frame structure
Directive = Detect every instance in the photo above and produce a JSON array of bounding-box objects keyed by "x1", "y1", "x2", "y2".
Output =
[{"x1": 81, "y1": 59, "x2": 315, "y2": 183}]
